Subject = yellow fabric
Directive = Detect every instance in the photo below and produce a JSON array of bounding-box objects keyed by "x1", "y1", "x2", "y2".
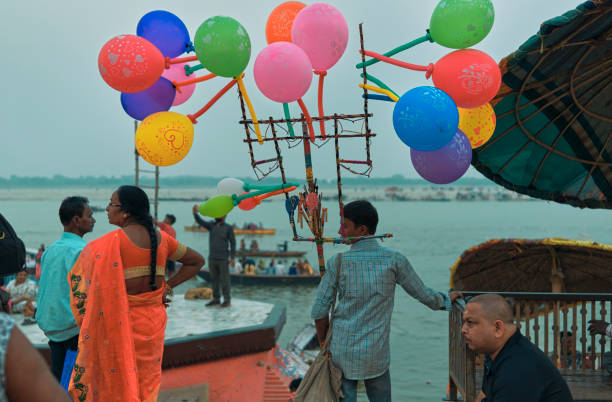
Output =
[
  {"x1": 169, "y1": 243, "x2": 187, "y2": 261},
  {"x1": 123, "y1": 266, "x2": 166, "y2": 280}
]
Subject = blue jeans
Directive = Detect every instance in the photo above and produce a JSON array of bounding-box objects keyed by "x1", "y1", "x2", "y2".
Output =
[{"x1": 340, "y1": 370, "x2": 391, "y2": 402}]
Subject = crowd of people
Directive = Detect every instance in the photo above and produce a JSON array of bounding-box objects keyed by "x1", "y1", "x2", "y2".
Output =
[
  {"x1": 1, "y1": 187, "x2": 205, "y2": 401},
  {"x1": 1, "y1": 197, "x2": 611, "y2": 402},
  {"x1": 237, "y1": 258, "x2": 314, "y2": 276}
]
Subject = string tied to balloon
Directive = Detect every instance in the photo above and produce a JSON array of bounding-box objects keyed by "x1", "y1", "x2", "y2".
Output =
[
  {"x1": 165, "y1": 55, "x2": 198, "y2": 69},
  {"x1": 360, "y1": 49, "x2": 435, "y2": 77},
  {"x1": 171, "y1": 73, "x2": 216, "y2": 94},
  {"x1": 184, "y1": 64, "x2": 204, "y2": 76},
  {"x1": 313, "y1": 70, "x2": 328, "y2": 138},
  {"x1": 187, "y1": 78, "x2": 238, "y2": 124},
  {"x1": 355, "y1": 33, "x2": 432, "y2": 69}
]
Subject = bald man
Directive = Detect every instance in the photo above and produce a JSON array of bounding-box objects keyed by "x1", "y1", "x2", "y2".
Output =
[{"x1": 462, "y1": 294, "x2": 573, "y2": 402}]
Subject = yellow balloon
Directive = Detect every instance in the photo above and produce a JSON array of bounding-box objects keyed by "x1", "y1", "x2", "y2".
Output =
[
  {"x1": 458, "y1": 103, "x2": 496, "y2": 149},
  {"x1": 136, "y1": 112, "x2": 194, "y2": 166}
]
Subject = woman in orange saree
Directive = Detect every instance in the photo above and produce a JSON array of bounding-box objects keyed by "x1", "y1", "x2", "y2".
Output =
[{"x1": 68, "y1": 186, "x2": 205, "y2": 401}]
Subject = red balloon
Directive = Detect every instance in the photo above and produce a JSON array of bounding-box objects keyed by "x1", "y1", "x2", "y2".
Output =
[
  {"x1": 98, "y1": 34, "x2": 165, "y2": 93},
  {"x1": 432, "y1": 49, "x2": 501, "y2": 109},
  {"x1": 238, "y1": 192, "x2": 260, "y2": 211}
]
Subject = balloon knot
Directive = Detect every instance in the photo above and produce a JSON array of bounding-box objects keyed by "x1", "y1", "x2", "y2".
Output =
[
  {"x1": 172, "y1": 81, "x2": 183, "y2": 94},
  {"x1": 187, "y1": 115, "x2": 197, "y2": 124},
  {"x1": 164, "y1": 57, "x2": 171, "y2": 70},
  {"x1": 185, "y1": 42, "x2": 195, "y2": 53},
  {"x1": 425, "y1": 63, "x2": 434, "y2": 79},
  {"x1": 314, "y1": 70, "x2": 327, "y2": 76},
  {"x1": 425, "y1": 30, "x2": 434, "y2": 43}
]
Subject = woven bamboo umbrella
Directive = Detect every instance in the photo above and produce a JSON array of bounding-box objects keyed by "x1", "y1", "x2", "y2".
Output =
[
  {"x1": 473, "y1": 0, "x2": 612, "y2": 209},
  {"x1": 450, "y1": 238, "x2": 612, "y2": 293}
]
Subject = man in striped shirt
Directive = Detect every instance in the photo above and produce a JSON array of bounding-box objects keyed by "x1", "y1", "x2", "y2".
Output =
[{"x1": 311, "y1": 200, "x2": 462, "y2": 402}]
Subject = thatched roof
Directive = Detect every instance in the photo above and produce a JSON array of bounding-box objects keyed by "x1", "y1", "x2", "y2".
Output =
[{"x1": 450, "y1": 238, "x2": 612, "y2": 293}]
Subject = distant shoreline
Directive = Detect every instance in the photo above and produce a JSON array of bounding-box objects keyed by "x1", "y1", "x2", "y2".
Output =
[
  {"x1": 0, "y1": 185, "x2": 537, "y2": 203},
  {"x1": 0, "y1": 174, "x2": 496, "y2": 189}
]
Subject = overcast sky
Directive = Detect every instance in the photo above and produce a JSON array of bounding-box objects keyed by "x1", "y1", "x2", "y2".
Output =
[{"x1": 0, "y1": 0, "x2": 582, "y2": 180}]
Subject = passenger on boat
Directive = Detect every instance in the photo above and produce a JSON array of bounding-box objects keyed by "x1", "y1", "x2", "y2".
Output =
[
  {"x1": 6, "y1": 269, "x2": 37, "y2": 317},
  {"x1": 36, "y1": 195, "x2": 95, "y2": 381},
  {"x1": 67, "y1": 186, "x2": 205, "y2": 402},
  {"x1": 232, "y1": 259, "x2": 243, "y2": 274},
  {"x1": 310, "y1": 200, "x2": 461, "y2": 402},
  {"x1": 301, "y1": 260, "x2": 314, "y2": 275},
  {"x1": 0, "y1": 312, "x2": 71, "y2": 402},
  {"x1": 266, "y1": 259, "x2": 276, "y2": 275},
  {"x1": 288, "y1": 261, "x2": 298, "y2": 275},
  {"x1": 275, "y1": 261, "x2": 287, "y2": 276},
  {"x1": 244, "y1": 261, "x2": 256, "y2": 275},
  {"x1": 462, "y1": 294, "x2": 572, "y2": 402},
  {"x1": 240, "y1": 238, "x2": 246, "y2": 251},
  {"x1": 250, "y1": 239, "x2": 259, "y2": 251},
  {"x1": 257, "y1": 259, "x2": 266, "y2": 273}
]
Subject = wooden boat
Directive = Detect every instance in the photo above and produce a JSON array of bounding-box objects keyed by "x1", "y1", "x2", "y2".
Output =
[
  {"x1": 184, "y1": 225, "x2": 276, "y2": 235},
  {"x1": 236, "y1": 249, "x2": 306, "y2": 258},
  {"x1": 21, "y1": 297, "x2": 307, "y2": 401},
  {"x1": 198, "y1": 270, "x2": 320, "y2": 286}
]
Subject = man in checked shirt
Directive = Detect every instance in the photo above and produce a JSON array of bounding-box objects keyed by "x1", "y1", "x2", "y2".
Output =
[{"x1": 311, "y1": 200, "x2": 462, "y2": 402}]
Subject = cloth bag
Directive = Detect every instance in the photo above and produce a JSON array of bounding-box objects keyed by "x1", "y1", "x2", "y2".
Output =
[{"x1": 293, "y1": 254, "x2": 344, "y2": 402}]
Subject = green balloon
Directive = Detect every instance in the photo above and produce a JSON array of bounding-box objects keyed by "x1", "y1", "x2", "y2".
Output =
[
  {"x1": 429, "y1": 0, "x2": 495, "y2": 49},
  {"x1": 194, "y1": 16, "x2": 251, "y2": 78},
  {"x1": 199, "y1": 195, "x2": 234, "y2": 218}
]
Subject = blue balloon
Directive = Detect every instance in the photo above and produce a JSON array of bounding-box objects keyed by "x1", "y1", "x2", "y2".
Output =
[
  {"x1": 120, "y1": 77, "x2": 176, "y2": 121},
  {"x1": 137, "y1": 10, "x2": 192, "y2": 58},
  {"x1": 392, "y1": 86, "x2": 459, "y2": 151}
]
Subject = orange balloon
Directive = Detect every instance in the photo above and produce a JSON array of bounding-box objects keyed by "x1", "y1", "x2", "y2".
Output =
[
  {"x1": 458, "y1": 103, "x2": 496, "y2": 148},
  {"x1": 265, "y1": 1, "x2": 306, "y2": 44},
  {"x1": 238, "y1": 192, "x2": 260, "y2": 210}
]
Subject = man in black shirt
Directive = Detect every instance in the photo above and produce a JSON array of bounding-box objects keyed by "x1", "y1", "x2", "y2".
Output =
[
  {"x1": 192, "y1": 205, "x2": 236, "y2": 307},
  {"x1": 461, "y1": 294, "x2": 573, "y2": 402}
]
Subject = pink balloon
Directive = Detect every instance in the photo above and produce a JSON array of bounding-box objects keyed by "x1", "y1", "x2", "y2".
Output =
[
  {"x1": 161, "y1": 62, "x2": 196, "y2": 106},
  {"x1": 254, "y1": 42, "x2": 313, "y2": 103},
  {"x1": 291, "y1": 3, "x2": 348, "y2": 71}
]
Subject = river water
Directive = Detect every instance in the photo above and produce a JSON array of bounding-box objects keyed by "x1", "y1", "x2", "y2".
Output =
[{"x1": 1, "y1": 189, "x2": 610, "y2": 401}]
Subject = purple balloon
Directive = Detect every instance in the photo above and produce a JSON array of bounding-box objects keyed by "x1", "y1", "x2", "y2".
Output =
[
  {"x1": 410, "y1": 130, "x2": 472, "y2": 184},
  {"x1": 120, "y1": 77, "x2": 176, "y2": 121}
]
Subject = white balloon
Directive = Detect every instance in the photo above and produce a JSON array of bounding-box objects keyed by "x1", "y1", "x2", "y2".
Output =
[{"x1": 217, "y1": 177, "x2": 244, "y2": 195}]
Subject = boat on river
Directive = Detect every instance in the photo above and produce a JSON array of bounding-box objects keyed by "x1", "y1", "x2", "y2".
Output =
[
  {"x1": 184, "y1": 224, "x2": 276, "y2": 235},
  {"x1": 198, "y1": 269, "x2": 320, "y2": 286},
  {"x1": 236, "y1": 249, "x2": 306, "y2": 258}
]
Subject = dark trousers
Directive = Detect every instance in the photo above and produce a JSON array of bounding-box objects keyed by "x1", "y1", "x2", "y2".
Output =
[
  {"x1": 209, "y1": 258, "x2": 230, "y2": 302},
  {"x1": 48, "y1": 334, "x2": 79, "y2": 381}
]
